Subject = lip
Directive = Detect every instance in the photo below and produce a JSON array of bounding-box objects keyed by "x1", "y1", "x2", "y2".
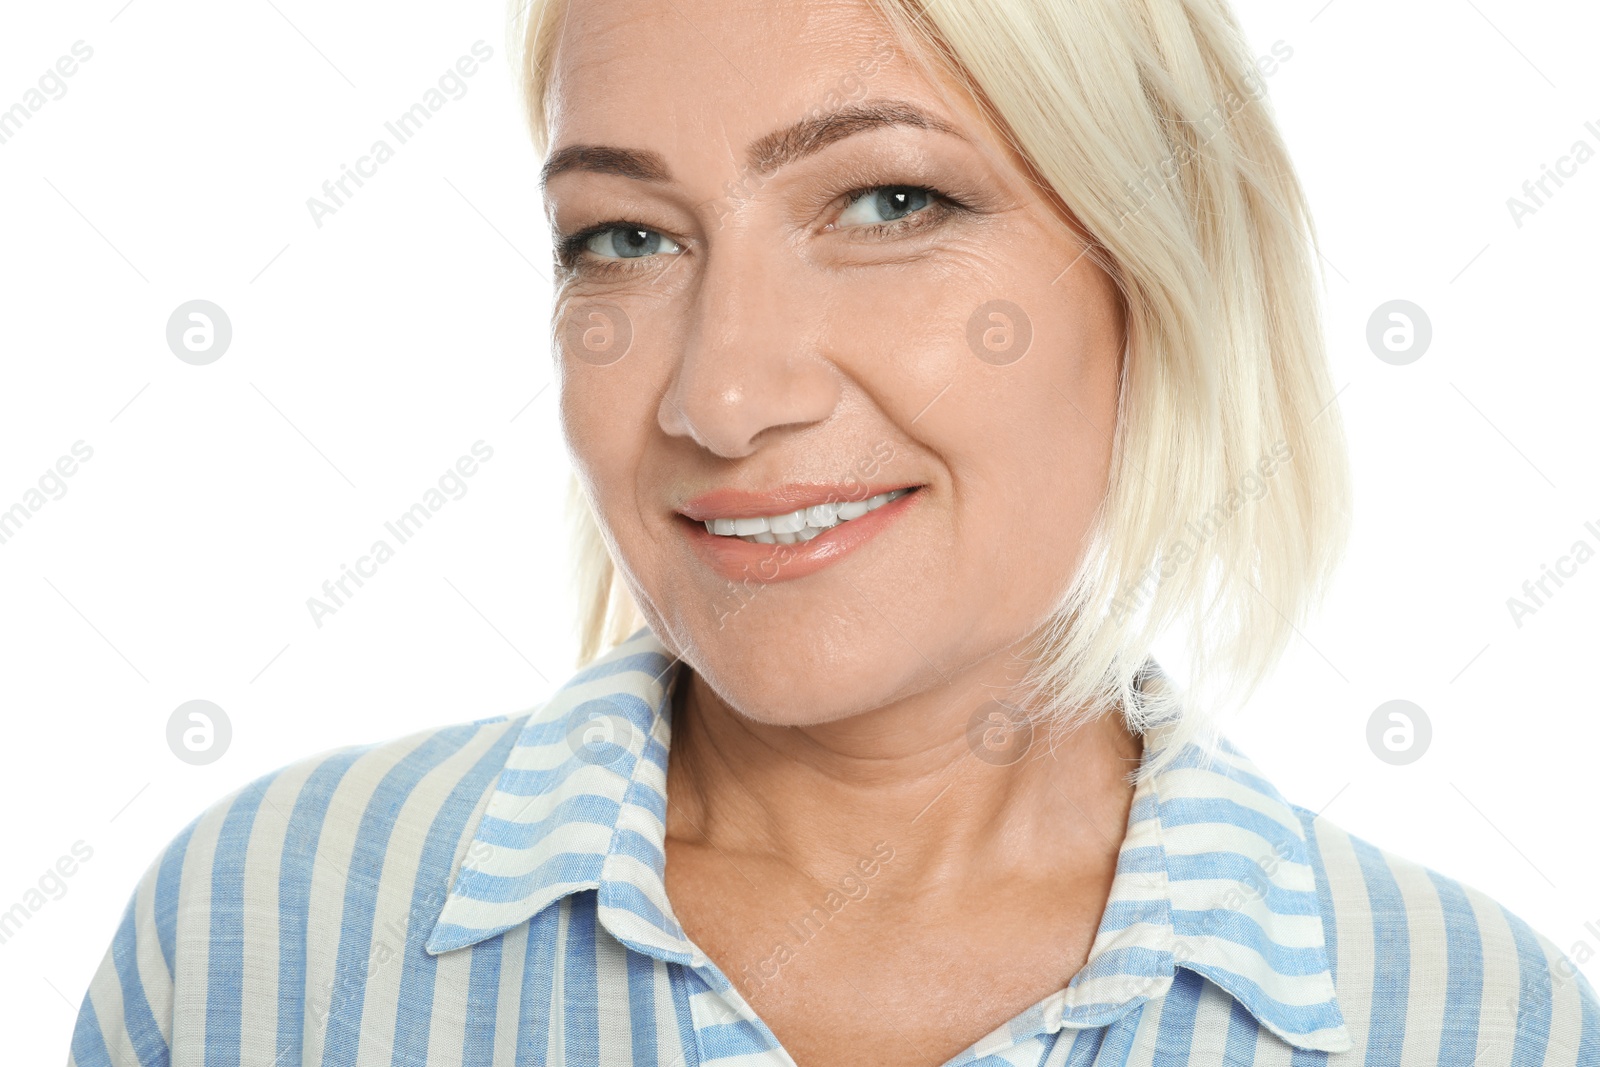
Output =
[
  {"x1": 677, "y1": 485, "x2": 923, "y2": 585},
  {"x1": 678, "y1": 481, "x2": 922, "y2": 522}
]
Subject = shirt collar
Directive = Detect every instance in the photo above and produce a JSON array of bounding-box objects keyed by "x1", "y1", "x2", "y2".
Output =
[{"x1": 426, "y1": 626, "x2": 1351, "y2": 1055}]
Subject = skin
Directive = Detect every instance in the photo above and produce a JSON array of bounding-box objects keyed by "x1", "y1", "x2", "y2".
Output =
[{"x1": 543, "y1": 0, "x2": 1140, "y2": 1063}]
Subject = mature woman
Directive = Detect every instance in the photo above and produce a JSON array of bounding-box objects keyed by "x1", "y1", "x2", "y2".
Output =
[{"x1": 70, "y1": 0, "x2": 1596, "y2": 1064}]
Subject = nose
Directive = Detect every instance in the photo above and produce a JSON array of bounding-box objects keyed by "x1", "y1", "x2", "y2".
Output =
[{"x1": 657, "y1": 239, "x2": 840, "y2": 459}]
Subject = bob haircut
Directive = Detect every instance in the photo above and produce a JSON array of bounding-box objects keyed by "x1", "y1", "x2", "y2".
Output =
[{"x1": 510, "y1": 0, "x2": 1352, "y2": 781}]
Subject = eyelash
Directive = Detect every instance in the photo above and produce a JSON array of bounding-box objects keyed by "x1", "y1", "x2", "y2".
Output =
[{"x1": 553, "y1": 184, "x2": 965, "y2": 274}]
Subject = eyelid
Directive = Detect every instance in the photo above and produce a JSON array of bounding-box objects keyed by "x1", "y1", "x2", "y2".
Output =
[
  {"x1": 554, "y1": 182, "x2": 967, "y2": 274},
  {"x1": 824, "y1": 183, "x2": 964, "y2": 235},
  {"x1": 554, "y1": 219, "x2": 688, "y2": 273}
]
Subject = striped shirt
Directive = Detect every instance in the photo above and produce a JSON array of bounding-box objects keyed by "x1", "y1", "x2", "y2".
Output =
[{"x1": 70, "y1": 625, "x2": 1600, "y2": 1066}]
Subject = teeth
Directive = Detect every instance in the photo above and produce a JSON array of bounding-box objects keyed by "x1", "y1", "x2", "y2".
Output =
[
  {"x1": 768, "y1": 510, "x2": 807, "y2": 534},
  {"x1": 700, "y1": 488, "x2": 913, "y2": 544},
  {"x1": 805, "y1": 503, "x2": 837, "y2": 527}
]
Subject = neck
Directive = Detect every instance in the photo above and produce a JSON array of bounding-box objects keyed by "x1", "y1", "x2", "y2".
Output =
[{"x1": 663, "y1": 644, "x2": 1145, "y2": 897}]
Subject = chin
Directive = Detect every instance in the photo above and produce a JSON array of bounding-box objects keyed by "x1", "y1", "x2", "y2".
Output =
[{"x1": 681, "y1": 623, "x2": 926, "y2": 727}]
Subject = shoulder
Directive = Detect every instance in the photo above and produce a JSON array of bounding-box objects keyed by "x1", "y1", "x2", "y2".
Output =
[
  {"x1": 166, "y1": 710, "x2": 528, "y2": 897},
  {"x1": 69, "y1": 711, "x2": 531, "y2": 1061},
  {"x1": 1288, "y1": 803, "x2": 1600, "y2": 1065},
  {"x1": 114, "y1": 709, "x2": 531, "y2": 975}
]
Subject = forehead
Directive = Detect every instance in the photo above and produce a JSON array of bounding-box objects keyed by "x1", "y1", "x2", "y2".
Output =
[{"x1": 544, "y1": 0, "x2": 963, "y2": 151}]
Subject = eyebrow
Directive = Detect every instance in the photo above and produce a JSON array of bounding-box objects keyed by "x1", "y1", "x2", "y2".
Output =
[{"x1": 539, "y1": 99, "x2": 964, "y2": 189}]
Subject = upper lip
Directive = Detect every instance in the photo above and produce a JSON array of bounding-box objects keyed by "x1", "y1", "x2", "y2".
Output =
[{"x1": 677, "y1": 482, "x2": 921, "y2": 521}]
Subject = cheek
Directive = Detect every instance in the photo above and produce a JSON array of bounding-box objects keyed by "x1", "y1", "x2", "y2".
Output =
[
  {"x1": 554, "y1": 292, "x2": 666, "y2": 470},
  {"x1": 814, "y1": 244, "x2": 1009, "y2": 388},
  {"x1": 556, "y1": 313, "x2": 681, "y2": 564},
  {"x1": 558, "y1": 372, "x2": 641, "y2": 526},
  {"x1": 557, "y1": 379, "x2": 604, "y2": 478},
  {"x1": 943, "y1": 273, "x2": 1122, "y2": 583}
]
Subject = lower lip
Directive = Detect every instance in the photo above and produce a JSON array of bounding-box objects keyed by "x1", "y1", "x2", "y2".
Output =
[{"x1": 679, "y1": 488, "x2": 922, "y2": 584}]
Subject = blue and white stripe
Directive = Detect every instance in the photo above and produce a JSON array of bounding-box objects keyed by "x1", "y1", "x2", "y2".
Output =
[{"x1": 70, "y1": 626, "x2": 1600, "y2": 1065}]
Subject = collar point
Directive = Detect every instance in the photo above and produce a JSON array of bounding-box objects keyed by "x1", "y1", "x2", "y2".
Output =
[
  {"x1": 423, "y1": 920, "x2": 490, "y2": 957},
  {"x1": 1278, "y1": 1023, "x2": 1353, "y2": 1056}
]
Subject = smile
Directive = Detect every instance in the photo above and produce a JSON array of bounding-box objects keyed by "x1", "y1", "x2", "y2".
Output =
[
  {"x1": 701, "y1": 487, "x2": 914, "y2": 543},
  {"x1": 677, "y1": 484, "x2": 924, "y2": 583}
]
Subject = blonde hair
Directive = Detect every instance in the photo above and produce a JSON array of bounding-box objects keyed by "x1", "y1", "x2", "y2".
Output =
[{"x1": 510, "y1": 0, "x2": 1351, "y2": 779}]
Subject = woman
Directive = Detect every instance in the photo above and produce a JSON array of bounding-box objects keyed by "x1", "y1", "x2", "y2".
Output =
[{"x1": 69, "y1": 0, "x2": 1597, "y2": 1063}]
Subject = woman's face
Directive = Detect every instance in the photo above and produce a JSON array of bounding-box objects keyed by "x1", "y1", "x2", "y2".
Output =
[{"x1": 546, "y1": 0, "x2": 1124, "y2": 726}]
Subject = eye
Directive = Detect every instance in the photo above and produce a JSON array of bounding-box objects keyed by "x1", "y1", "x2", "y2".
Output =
[
  {"x1": 556, "y1": 223, "x2": 681, "y2": 273},
  {"x1": 833, "y1": 185, "x2": 937, "y2": 229}
]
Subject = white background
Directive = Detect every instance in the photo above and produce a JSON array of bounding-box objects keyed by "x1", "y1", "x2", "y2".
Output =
[{"x1": 1, "y1": 0, "x2": 1596, "y2": 1059}]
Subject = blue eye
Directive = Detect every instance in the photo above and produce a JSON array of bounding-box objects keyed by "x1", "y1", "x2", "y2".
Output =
[
  {"x1": 835, "y1": 186, "x2": 934, "y2": 228},
  {"x1": 582, "y1": 226, "x2": 682, "y2": 260},
  {"x1": 558, "y1": 183, "x2": 953, "y2": 272}
]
